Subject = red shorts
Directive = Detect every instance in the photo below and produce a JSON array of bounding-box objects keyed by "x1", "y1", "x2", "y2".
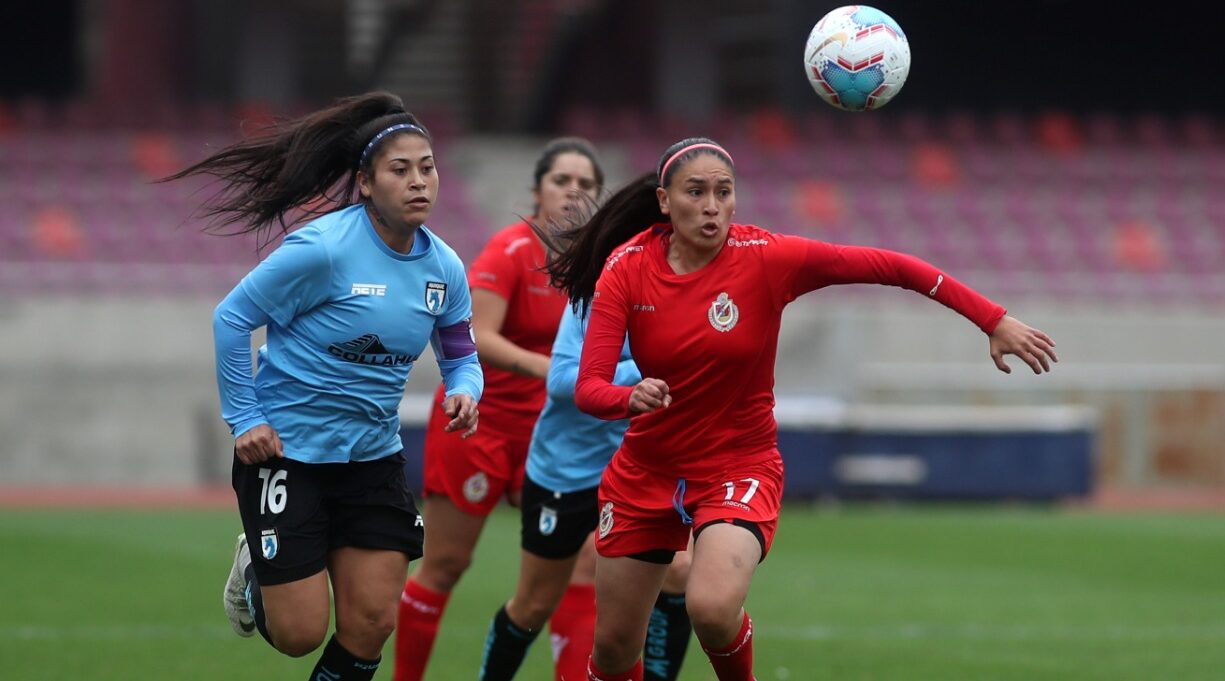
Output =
[
  {"x1": 422, "y1": 389, "x2": 532, "y2": 516},
  {"x1": 596, "y1": 451, "x2": 784, "y2": 559}
]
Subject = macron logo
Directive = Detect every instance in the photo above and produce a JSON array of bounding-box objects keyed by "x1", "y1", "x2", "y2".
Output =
[{"x1": 352, "y1": 283, "x2": 387, "y2": 296}]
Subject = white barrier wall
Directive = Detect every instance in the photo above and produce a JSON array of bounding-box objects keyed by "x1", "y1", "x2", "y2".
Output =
[{"x1": 1, "y1": 295, "x2": 1220, "y2": 486}]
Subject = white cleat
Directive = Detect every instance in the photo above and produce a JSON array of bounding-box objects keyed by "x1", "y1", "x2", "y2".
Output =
[{"x1": 223, "y1": 532, "x2": 257, "y2": 638}]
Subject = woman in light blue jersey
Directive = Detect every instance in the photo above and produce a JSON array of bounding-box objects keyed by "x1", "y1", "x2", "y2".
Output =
[
  {"x1": 477, "y1": 301, "x2": 693, "y2": 681},
  {"x1": 163, "y1": 92, "x2": 482, "y2": 681}
]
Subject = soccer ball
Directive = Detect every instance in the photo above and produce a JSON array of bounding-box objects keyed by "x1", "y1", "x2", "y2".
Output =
[{"x1": 804, "y1": 5, "x2": 910, "y2": 111}]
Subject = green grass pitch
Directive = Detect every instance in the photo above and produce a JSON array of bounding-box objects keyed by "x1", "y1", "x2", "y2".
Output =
[{"x1": 2, "y1": 505, "x2": 1223, "y2": 680}]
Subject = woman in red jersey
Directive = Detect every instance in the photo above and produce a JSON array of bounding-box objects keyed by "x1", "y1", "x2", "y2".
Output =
[
  {"x1": 394, "y1": 138, "x2": 604, "y2": 681},
  {"x1": 545, "y1": 138, "x2": 1058, "y2": 681}
]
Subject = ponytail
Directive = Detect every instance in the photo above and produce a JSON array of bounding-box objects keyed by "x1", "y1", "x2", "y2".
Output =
[
  {"x1": 161, "y1": 91, "x2": 430, "y2": 245},
  {"x1": 544, "y1": 136, "x2": 734, "y2": 313}
]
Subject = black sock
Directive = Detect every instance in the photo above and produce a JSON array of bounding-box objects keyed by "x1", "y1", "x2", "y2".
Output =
[
  {"x1": 478, "y1": 605, "x2": 540, "y2": 681},
  {"x1": 643, "y1": 591, "x2": 692, "y2": 681},
  {"x1": 308, "y1": 634, "x2": 380, "y2": 681},
  {"x1": 242, "y1": 564, "x2": 273, "y2": 647}
]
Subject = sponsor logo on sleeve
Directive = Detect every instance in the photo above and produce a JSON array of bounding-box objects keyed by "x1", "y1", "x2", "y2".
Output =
[
  {"x1": 605, "y1": 245, "x2": 644, "y2": 270},
  {"x1": 505, "y1": 236, "x2": 533, "y2": 255}
]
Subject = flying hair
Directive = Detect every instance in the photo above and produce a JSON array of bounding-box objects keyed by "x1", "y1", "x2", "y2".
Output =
[{"x1": 159, "y1": 91, "x2": 431, "y2": 247}]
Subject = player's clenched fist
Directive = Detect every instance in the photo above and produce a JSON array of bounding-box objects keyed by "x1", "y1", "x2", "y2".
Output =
[
  {"x1": 234, "y1": 424, "x2": 283, "y2": 465},
  {"x1": 628, "y1": 378, "x2": 671, "y2": 414}
]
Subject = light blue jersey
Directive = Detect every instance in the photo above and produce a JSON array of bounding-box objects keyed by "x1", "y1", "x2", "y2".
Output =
[
  {"x1": 213, "y1": 204, "x2": 482, "y2": 464},
  {"x1": 525, "y1": 304, "x2": 640, "y2": 492}
]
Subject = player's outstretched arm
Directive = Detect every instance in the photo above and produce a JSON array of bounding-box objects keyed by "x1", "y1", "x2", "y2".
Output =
[{"x1": 988, "y1": 315, "x2": 1058, "y2": 375}]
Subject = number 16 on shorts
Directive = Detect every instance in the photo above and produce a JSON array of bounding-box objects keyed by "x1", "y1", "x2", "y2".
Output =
[{"x1": 257, "y1": 468, "x2": 288, "y2": 515}]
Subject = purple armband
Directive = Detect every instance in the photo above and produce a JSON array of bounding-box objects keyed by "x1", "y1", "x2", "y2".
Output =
[{"x1": 433, "y1": 318, "x2": 477, "y2": 359}]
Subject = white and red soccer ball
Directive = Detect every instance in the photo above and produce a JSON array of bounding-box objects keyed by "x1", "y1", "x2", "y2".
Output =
[{"x1": 804, "y1": 5, "x2": 911, "y2": 111}]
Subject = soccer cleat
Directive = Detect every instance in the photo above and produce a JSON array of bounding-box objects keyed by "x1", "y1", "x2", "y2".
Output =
[{"x1": 223, "y1": 532, "x2": 256, "y2": 638}]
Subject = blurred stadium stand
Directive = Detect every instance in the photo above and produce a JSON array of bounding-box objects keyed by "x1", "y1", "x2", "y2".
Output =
[
  {"x1": 1, "y1": 0, "x2": 1221, "y2": 500},
  {"x1": 2, "y1": 105, "x2": 1220, "y2": 300}
]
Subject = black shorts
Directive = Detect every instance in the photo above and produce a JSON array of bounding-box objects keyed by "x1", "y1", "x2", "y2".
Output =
[
  {"x1": 232, "y1": 451, "x2": 424, "y2": 586},
  {"x1": 520, "y1": 474, "x2": 599, "y2": 560}
]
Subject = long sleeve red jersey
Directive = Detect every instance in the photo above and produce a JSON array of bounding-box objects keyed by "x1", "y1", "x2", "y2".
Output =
[
  {"x1": 575, "y1": 223, "x2": 1006, "y2": 479},
  {"x1": 464, "y1": 221, "x2": 568, "y2": 424}
]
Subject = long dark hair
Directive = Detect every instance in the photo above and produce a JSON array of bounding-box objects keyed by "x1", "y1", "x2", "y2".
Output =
[
  {"x1": 160, "y1": 91, "x2": 430, "y2": 244},
  {"x1": 545, "y1": 137, "x2": 733, "y2": 311}
]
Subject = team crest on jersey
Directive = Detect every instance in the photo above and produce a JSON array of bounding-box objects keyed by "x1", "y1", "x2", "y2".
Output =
[
  {"x1": 260, "y1": 529, "x2": 279, "y2": 560},
  {"x1": 707, "y1": 292, "x2": 739, "y2": 332},
  {"x1": 598, "y1": 502, "x2": 615, "y2": 539},
  {"x1": 425, "y1": 281, "x2": 447, "y2": 315},
  {"x1": 463, "y1": 472, "x2": 489, "y2": 503},
  {"x1": 539, "y1": 507, "x2": 558, "y2": 536}
]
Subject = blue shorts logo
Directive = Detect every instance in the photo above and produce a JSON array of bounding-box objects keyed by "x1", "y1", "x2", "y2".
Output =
[
  {"x1": 539, "y1": 507, "x2": 558, "y2": 536},
  {"x1": 260, "y1": 529, "x2": 279, "y2": 560}
]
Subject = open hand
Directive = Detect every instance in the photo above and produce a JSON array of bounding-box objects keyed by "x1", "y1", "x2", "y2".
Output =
[
  {"x1": 989, "y1": 315, "x2": 1058, "y2": 375},
  {"x1": 442, "y1": 393, "x2": 479, "y2": 438}
]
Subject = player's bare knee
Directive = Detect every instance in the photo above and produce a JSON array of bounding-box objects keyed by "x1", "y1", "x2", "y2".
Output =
[
  {"x1": 418, "y1": 550, "x2": 472, "y2": 591},
  {"x1": 432, "y1": 554, "x2": 471, "y2": 589},
  {"x1": 595, "y1": 626, "x2": 645, "y2": 665},
  {"x1": 511, "y1": 595, "x2": 557, "y2": 631},
  {"x1": 370, "y1": 607, "x2": 398, "y2": 643},
  {"x1": 272, "y1": 625, "x2": 327, "y2": 658},
  {"x1": 684, "y1": 593, "x2": 739, "y2": 640},
  {"x1": 337, "y1": 618, "x2": 395, "y2": 657}
]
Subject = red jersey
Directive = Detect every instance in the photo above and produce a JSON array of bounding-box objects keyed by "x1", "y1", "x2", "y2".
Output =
[
  {"x1": 576, "y1": 223, "x2": 1006, "y2": 479},
  {"x1": 468, "y1": 221, "x2": 568, "y2": 424}
]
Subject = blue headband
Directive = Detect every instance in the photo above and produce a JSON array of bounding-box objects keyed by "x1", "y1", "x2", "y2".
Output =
[{"x1": 359, "y1": 123, "x2": 425, "y2": 166}]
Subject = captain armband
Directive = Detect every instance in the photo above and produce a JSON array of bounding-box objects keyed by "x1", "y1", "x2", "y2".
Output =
[{"x1": 432, "y1": 318, "x2": 477, "y2": 360}]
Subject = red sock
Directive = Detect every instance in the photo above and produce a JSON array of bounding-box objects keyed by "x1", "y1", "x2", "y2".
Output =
[
  {"x1": 393, "y1": 578, "x2": 451, "y2": 681},
  {"x1": 587, "y1": 656, "x2": 643, "y2": 681},
  {"x1": 551, "y1": 583, "x2": 597, "y2": 681},
  {"x1": 700, "y1": 611, "x2": 754, "y2": 681}
]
